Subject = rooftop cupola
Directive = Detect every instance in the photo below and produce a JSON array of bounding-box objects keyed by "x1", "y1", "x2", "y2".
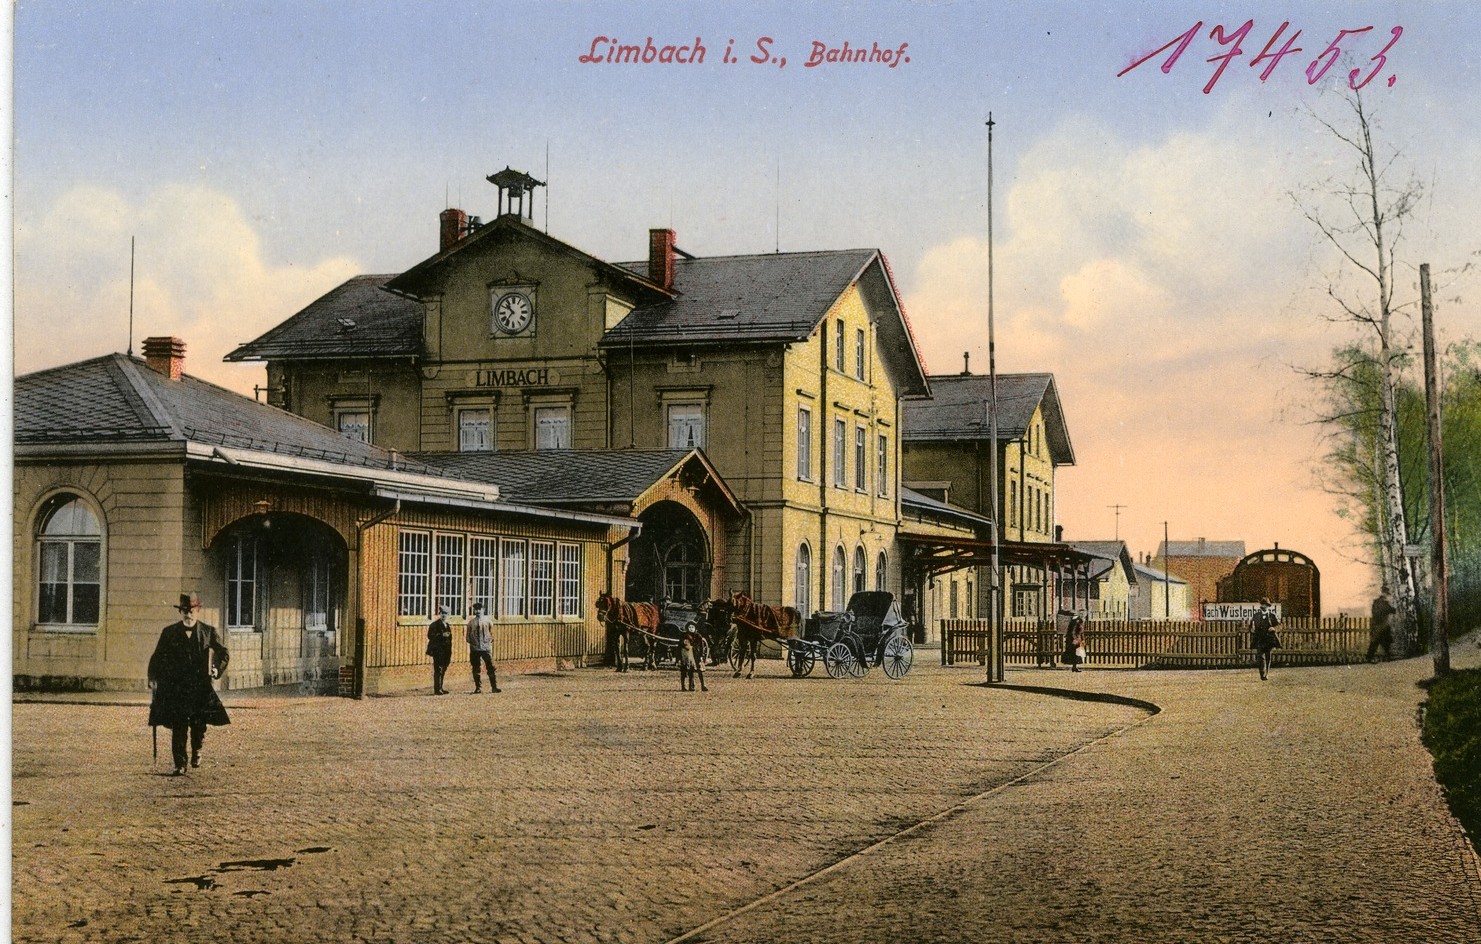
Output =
[{"x1": 486, "y1": 166, "x2": 545, "y2": 221}]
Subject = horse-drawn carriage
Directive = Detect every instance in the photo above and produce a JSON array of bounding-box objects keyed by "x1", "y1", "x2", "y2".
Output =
[
  {"x1": 725, "y1": 590, "x2": 914, "y2": 681},
  {"x1": 595, "y1": 594, "x2": 729, "y2": 671},
  {"x1": 782, "y1": 591, "x2": 914, "y2": 680}
]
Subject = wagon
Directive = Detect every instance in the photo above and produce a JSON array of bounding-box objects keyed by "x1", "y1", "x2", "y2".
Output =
[{"x1": 783, "y1": 591, "x2": 915, "y2": 680}]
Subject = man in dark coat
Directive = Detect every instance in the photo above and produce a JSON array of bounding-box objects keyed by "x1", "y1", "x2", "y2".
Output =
[
  {"x1": 1251, "y1": 597, "x2": 1282, "y2": 681},
  {"x1": 426, "y1": 605, "x2": 454, "y2": 695},
  {"x1": 1367, "y1": 586, "x2": 1397, "y2": 662},
  {"x1": 148, "y1": 591, "x2": 230, "y2": 775}
]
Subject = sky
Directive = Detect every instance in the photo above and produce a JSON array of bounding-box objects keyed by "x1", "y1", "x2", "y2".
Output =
[{"x1": 11, "y1": 1, "x2": 1481, "y2": 612}]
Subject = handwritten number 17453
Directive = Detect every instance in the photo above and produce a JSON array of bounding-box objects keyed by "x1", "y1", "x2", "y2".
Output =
[{"x1": 1118, "y1": 21, "x2": 1402, "y2": 92}]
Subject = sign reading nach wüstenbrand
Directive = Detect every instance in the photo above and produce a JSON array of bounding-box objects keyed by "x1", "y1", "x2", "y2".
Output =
[{"x1": 1203, "y1": 602, "x2": 1283, "y2": 621}]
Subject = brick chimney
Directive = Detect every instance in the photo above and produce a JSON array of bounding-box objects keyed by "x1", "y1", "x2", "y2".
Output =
[
  {"x1": 440, "y1": 208, "x2": 468, "y2": 253},
  {"x1": 142, "y1": 336, "x2": 186, "y2": 381},
  {"x1": 648, "y1": 228, "x2": 676, "y2": 291}
]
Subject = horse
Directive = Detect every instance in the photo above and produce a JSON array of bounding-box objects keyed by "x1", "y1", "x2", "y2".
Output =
[
  {"x1": 727, "y1": 591, "x2": 801, "y2": 679},
  {"x1": 594, "y1": 592, "x2": 661, "y2": 673},
  {"x1": 698, "y1": 597, "x2": 733, "y2": 667}
]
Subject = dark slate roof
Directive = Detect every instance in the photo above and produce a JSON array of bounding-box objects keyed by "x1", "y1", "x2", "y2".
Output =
[
  {"x1": 15, "y1": 353, "x2": 444, "y2": 475},
  {"x1": 1068, "y1": 541, "x2": 1136, "y2": 584},
  {"x1": 224, "y1": 275, "x2": 422, "y2": 361},
  {"x1": 603, "y1": 250, "x2": 876, "y2": 345},
  {"x1": 603, "y1": 249, "x2": 928, "y2": 396},
  {"x1": 903, "y1": 372, "x2": 1075, "y2": 465},
  {"x1": 412, "y1": 449, "x2": 704, "y2": 505},
  {"x1": 1157, "y1": 540, "x2": 1246, "y2": 558}
]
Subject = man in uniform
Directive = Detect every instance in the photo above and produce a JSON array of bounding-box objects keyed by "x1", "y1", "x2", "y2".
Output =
[{"x1": 148, "y1": 592, "x2": 230, "y2": 775}]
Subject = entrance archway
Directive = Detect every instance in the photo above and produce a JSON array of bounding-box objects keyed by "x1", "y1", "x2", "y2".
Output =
[
  {"x1": 625, "y1": 501, "x2": 710, "y2": 605},
  {"x1": 208, "y1": 512, "x2": 348, "y2": 692}
]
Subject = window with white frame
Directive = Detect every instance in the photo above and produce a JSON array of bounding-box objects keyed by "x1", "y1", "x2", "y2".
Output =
[
  {"x1": 854, "y1": 327, "x2": 865, "y2": 379},
  {"x1": 875, "y1": 551, "x2": 887, "y2": 591},
  {"x1": 458, "y1": 408, "x2": 493, "y2": 452},
  {"x1": 225, "y1": 535, "x2": 257, "y2": 629},
  {"x1": 500, "y1": 539, "x2": 527, "y2": 618},
  {"x1": 398, "y1": 531, "x2": 432, "y2": 617},
  {"x1": 666, "y1": 402, "x2": 704, "y2": 449},
  {"x1": 852, "y1": 546, "x2": 866, "y2": 595},
  {"x1": 434, "y1": 533, "x2": 466, "y2": 617},
  {"x1": 854, "y1": 426, "x2": 866, "y2": 490},
  {"x1": 877, "y1": 434, "x2": 889, "y2": 497},
  {"x1": 558, "y1": 543, "x2": 582, "y2": 617},
  {"x1": 796, "y1": 406, "x2": 812, "y2": 480},
  {"x1": 35, "y1": 495, "x2": 101, "y2": 629},
  {"x1": 833, "y1": 419, "x2": 846, "y2": 488},
  {"x1": 795, "y1": 543, "x2": 812, "y2": 614},
  {"x1": 529, "y1": 541, "x2": 556, "y2": 618},
  {"x1": 470, "y1": 537, "x2": 498, "y2": 616},
  {"x1": 834, "y1": 319, "x2": 845, "y2": 372},
  {"x1": 534, "y1": 405, "x2": 571, "y2": 450}
]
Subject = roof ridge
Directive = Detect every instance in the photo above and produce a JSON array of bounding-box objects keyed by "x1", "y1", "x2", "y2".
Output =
[{"x1": 111, "y1": 354, "x2": 185, "y2": 441}]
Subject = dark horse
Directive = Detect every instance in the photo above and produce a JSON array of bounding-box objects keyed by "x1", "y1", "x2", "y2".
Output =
[
  {"x1": 594, "y1": 592, "x2": 660, "y2": 673},
  {"x1": 727, "y1": 591, "x2": 801, "y2": 679}
]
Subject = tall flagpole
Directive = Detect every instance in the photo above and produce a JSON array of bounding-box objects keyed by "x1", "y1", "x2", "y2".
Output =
[{"x1": 987, "y1": 113, "x2": 1002, "y2": 682}]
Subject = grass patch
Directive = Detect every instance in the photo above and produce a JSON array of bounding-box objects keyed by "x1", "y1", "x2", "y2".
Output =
[{"x1": 1421, "y1": 667, "x2": 1481, "y2": 854}]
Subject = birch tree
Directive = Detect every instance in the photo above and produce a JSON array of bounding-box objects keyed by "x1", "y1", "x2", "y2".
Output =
[{"x1": 1296, "y1": 89, "x2": 1421, "y2": 653}]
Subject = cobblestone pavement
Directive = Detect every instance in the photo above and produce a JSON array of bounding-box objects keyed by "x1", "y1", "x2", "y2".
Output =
[{"x1": 13, "y1": 640, "x2": 1481, "y2": 944}]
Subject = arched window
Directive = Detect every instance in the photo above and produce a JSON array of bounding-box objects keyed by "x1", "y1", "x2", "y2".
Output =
[
  {"x1": 852, "y1": 546, "x2": 867, "y2": 596},
  {"x1": 875, "y1": 551, "x2": 888, "y2": 591},
  {"x1": 663, "y1": 541, "x2": 702, "y2": 604},
  {"x1": 831, "y1": 545, "x2": 846, "y2": 610},
  {"x1": 795, "y1": 543, "x2": 812, "y2": 614},
  {"x1": 36, "y1": 495, "x2": 102, "y2": 628}
]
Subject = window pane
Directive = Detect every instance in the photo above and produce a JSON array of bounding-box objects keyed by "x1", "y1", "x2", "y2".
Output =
[
  {"x1": 226, "y1": 537, "x2": 256, "y2": 628},
  {"x1": 558, "y1": 544, "x2": 582, "y2": 617},
  {"x1": 72, "y1": 541, "x2": 101, "y2": 582},
  {"x1": 72, "y1": 584, "x2": 101, "y2": 625},
  {"x1": 42, "y1": 499, "x2": 99, "y2": 536},
  {"x1": 40, "y1": 541, "x2": 69, "y2": 584},
  {"x1": 398, "y1": 531, "x2": 431, "y2": 617},
  {"x1": 500, "y1": 540, "x2": 527, "y2": 618},
  {"x1": 833, "y1": 420, "x2": 846, "y2": 487},
  {"x1": 796, "y1": 408, "x2": 810, "y2": 479},
  {"x1": 434, "y1": 533, "x2": 466, "y2": 617},
  {"x1": 535, "y1": 407, "x2": 570, "y2": 450},
  {"x1": 667, "y1": 403, "x2": 704, "y2": 449},
  {"x1": 852, "y1": 546, "x2": 866, "y2": 595},
  {"x1": 831, "y1": 547, "x2": 845, "y2": 610},
  {"x1": 795, "y1": 544, "x2": 811, "y2": 613},
  {"x1": 338, "y1": 412, "x2": 371, "y2": 443},
  {"x1": 854, "y1": 427, "x2": 866, "y2": 490},
  {"x1": 855, "y1": 328, "x2": 865, "y2": 379},
  {"x1": 877, "y1": 434, "x2": 888, "y2": 496},
  {"x1": 529, "y1": 542, "x2": 555, "y2": 618},
  {"x1": 875, "y1": 552, "x2": 887, "y2": 591},
  {"x1": 470, "y1": 537, "x2": 499, "y2": 616},
  {"x1": 38, "y1": 581, "x2": 68, "y2": 624},
  {"x1": 834, "y1": 320, "x2": 845, "y2": 371},
  {"x1": 459, "y1": 410, "x2": 492, "y2": 452}
]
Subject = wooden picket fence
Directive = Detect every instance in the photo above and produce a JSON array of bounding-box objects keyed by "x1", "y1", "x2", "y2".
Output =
[{"x1": 941, "y1": 617, "x2": 1372, "y2": 669}]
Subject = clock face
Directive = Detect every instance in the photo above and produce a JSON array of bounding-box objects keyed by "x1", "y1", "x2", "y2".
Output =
[{"x1": 494, "y1": 291, "x2": 533, "y2": 334}]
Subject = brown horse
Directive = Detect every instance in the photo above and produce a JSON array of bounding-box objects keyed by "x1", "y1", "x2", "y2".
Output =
[
  {"x1": 728, "y1": 591, "x2": 801, "y2": 679},
  {"x1": 595, "y1": 592, "x2": 661, "y2": 673}
]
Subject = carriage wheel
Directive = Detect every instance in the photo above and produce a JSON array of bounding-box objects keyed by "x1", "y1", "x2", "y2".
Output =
[
  {"x1": 824, "y1": 641, "x2": 856, "y2": 679},
  {"x1": 846, "y1": 645, "x2": 869, "y2": 679},
  {"x1": 882, "y1": 636, "x2": 914, "y2": 680},
  {"x1": 787, "y1": 646, "x2": 816, "y2": 678}
]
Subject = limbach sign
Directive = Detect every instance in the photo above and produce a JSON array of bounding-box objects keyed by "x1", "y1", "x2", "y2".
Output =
[{"x1": 1203, "y1": 602, "x2": 1283, "y2": 621}]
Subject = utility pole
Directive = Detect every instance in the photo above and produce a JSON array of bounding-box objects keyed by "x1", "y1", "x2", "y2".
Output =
[
  {"x1": 985, "y1": 113, "x2": 1002, "y2": 683},
  {"x1": 1420, "y1": 263, "x2": 1451, "y2": 676},
  {"x1": 1108, "y1": 504, "x2": 1128, "y2": 541}
]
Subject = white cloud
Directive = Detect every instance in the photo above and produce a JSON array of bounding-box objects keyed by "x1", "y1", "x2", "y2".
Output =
[{"x1": 15, "y1": 184, "x2": 362, "y2": 393}]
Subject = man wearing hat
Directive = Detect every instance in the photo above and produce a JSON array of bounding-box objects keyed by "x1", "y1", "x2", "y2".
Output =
[
  {"x1": 465, "y1": 602, "x2": 500, "y2": 694},
  {"x1": 426, "y1": 605, "x2": 454, "y2": 695},
  {"x1": 1250, "y1": 596, "x2": 1283, "y2": 681},
  {"x1": 148, "y1": 592, "x2": 230, "y2": 775}
]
